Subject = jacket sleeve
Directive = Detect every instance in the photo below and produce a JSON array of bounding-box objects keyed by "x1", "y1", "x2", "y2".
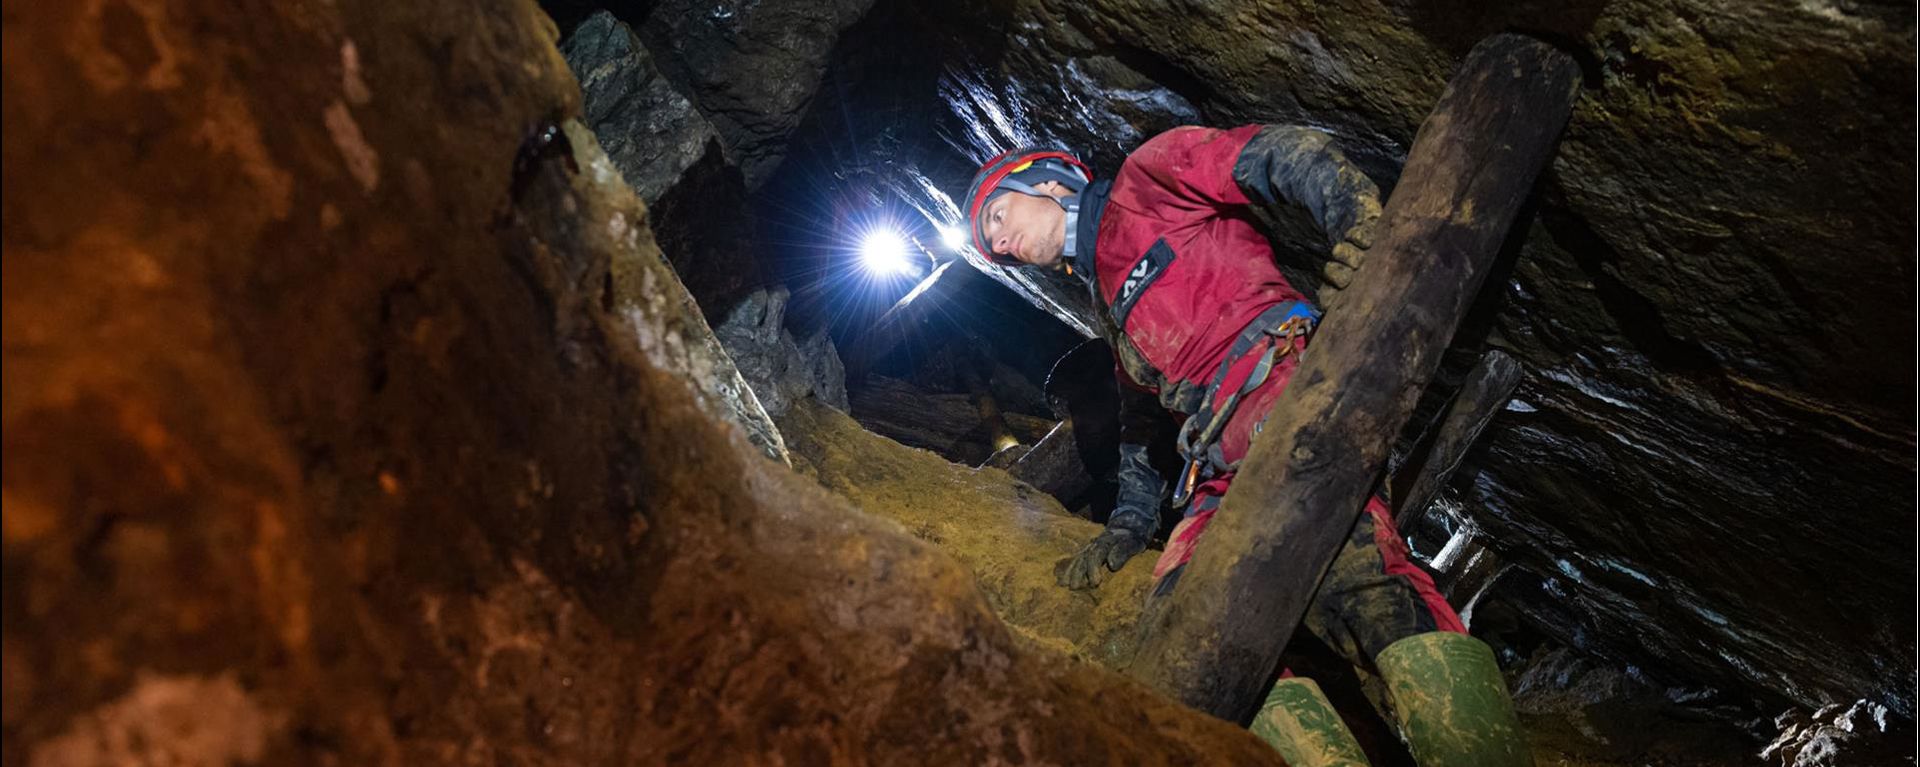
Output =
[
  {"x1": 1109, "y1": 379, "x2": 1166, "y2": 536},
  {"x1": 1228, "y1": 125, "x2": 1382, "y2": 247},
  {"x1": 1110, "y1": 442, "x2": 1164, "y2": 535},
  {"x1": 1120, "y1": 125, "x2": 1265, "y2": 213},
  {"x1": 1125, "y1": 124, "x2": 1380, "y2": 247}
]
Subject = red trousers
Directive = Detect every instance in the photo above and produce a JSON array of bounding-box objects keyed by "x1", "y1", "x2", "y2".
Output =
[{"x1": 1148, "y1": 363, "x2": 1464, "y2": 663}]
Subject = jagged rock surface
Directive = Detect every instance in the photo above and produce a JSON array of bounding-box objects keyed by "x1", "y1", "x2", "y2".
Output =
[
  {"x1": 561, "y1": 12, "x2": 765, "y2": 318},
  {"x1": 714, "y1": 285, "x2": 850, "y2": 420},
  {"x1": 796, "y1": 324, "x2": 851, "y2": 412},
  {"x1": 560, "y1": 11, "x2": 718, "y2": 204},
  {"x1": 1761, "y1": 699, "x2": 1912, "y2": 767},
  {"x1": 0, "y1": 0, "x2": 1297, "y2": 763},
  {"x1": 533, "y1": 119, "x2": 791, "y2": 468},
  {"x1": 639, "y1": 0, "x2": 877, "y2": 186}
]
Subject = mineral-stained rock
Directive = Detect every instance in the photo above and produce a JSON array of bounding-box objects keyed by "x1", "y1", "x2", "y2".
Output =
[
  {"x1": 780, "y1": 399, "x2": 1157, "y2": 667},
  {"x1": 0, "y1": 0, "x2": 1288, "y2": 763},
  {"x1": 560, "y1": 11, "x2": 718, "y2": 204},
  {"x1": 640, "y1": 0, "x2": 877, "y2": 186},
  {"x1": 553, "y1": 119, "x2": 790, "y2": 465},
  {"x1": 562, "y1": 12, "x2": 767, "y2": 319}
]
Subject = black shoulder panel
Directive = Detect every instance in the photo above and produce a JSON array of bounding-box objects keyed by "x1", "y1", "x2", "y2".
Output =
[{"x1": 1111, "y1": 238, "x2": 1175, "y2": 329}]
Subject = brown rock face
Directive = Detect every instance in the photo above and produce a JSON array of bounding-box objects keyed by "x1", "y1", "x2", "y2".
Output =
[
  {"x1": 0, "y1": 1, "x2": 1283, "y2": 764},
  {"x1": 780, "y1": 399, "x2": 1158, "y2": 667}
]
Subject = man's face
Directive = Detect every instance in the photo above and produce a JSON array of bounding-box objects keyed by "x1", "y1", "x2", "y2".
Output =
[{"x1": 980, "y1": 184, "x2": 1068, "y2": 267}]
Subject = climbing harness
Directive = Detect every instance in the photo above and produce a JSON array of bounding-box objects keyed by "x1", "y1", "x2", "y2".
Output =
[{"x1": 1169, "y1": 301, "x2": 1320, "y2": 508}]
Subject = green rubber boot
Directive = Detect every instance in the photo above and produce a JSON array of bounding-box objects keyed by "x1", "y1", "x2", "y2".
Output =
[
  {"x1": 1250, "y1": 677, "x2": 1372, "y2": 767},
  {"x1": 1375, "y1": 632, "x2": 1532, "y2": 767}
]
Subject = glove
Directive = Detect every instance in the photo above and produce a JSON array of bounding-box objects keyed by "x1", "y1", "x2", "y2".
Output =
[
  {"x1": 1058, "y1": 526, "x2": 1149, "y2": 590},
  {"x1": 1230, "y1": 125, "x2": 1383, "y2": 291},
  {"x1": 1057, "y1": 441, "x2": 1163, "y2": 590},
  {"x1": 1323, "y1": 186, "x2": 1380, "y2": 290}
]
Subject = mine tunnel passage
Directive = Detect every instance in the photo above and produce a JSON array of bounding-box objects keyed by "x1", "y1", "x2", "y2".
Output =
[{"x1": 1, "y1": 0, "x2": 1913, "y2": 765}]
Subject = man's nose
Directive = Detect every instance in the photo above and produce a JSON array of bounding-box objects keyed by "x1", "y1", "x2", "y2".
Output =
[{"x1": 992, "y1": 232, "x2": 1011, "y2": 254}]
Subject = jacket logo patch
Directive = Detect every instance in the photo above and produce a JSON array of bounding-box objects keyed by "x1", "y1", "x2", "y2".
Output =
[
  {"x1": 1111, "y1": 239, "x2": 1174, "y2": 329},
  {"x1": 1121, "y1": 259, "x2": 1153, "y2": 300}
]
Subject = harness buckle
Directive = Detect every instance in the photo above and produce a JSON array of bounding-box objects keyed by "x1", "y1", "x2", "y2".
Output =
[
  {"x1": 1171, "y1": 456, "x2": 1203, "y2": 508},
  {"x1": 1262, "y1": 315, "x2": 1315, "y2": 355},
  {"x1": 1167, "y1": 302, "x2": 1320, "y2": 510}
]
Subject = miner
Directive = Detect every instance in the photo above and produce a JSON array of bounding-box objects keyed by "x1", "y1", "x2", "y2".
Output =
[{"x1": 962, "y1": 127, "x2": 1530, "y2": 765}]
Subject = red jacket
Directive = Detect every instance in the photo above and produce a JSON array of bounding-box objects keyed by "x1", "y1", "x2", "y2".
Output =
[{"x1": 1080, "y1": 124, "x2": 1350, "y2": 416}]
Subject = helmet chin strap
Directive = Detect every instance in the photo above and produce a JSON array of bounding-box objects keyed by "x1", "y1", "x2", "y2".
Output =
[{"x1": 1059, "y1": 193, "x2": 1082, "y2": 264}]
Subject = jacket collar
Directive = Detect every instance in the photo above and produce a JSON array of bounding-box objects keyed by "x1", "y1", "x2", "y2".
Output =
[{"x1": 1065, "y1": 179, "x2": 1111, "y2": 278}]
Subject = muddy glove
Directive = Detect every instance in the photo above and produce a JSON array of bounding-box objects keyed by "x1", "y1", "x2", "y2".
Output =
[
  {"x1": 1059, "y1": 443, "x2": 1164, "y2": 590},
  {"x1": 1323, "y1": 191, "x2": 1380, "y2": 290},
  {"x1": 1060, "y1": 525, "x2": 1149, "y2": 590},
  {"x1": 1230, "y1": 125, "x2": 1384, "y2": 290}
]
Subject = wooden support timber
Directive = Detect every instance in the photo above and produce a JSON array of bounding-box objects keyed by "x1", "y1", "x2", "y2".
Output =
[
  {"x1": 1127, "y1": 34, "x2": 1581, "y2": 721},
  {"x1": 1006, "y1": 419, "x2": 1095, "y2": 506},
  {"x1": 1390, "y1": 348, "x2": 1526, "y2": 528}
]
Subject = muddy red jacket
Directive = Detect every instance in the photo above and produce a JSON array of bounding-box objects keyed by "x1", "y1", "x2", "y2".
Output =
[{"x1": 1074, "y1": 124, "x2": 1376, "y2": 417}]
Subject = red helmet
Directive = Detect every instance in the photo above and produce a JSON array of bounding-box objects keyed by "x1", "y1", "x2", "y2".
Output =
[{"x1": 962, "y1": 148, "x2": 1091, "y2": 265}]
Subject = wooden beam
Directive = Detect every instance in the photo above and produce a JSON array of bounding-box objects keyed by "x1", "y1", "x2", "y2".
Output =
[
  {"x1": 1127, "y1": 34, "x2": 1581, "y2": 720},
  {"x1": 1390, "y1": 349, "x2": 1525, "y2": 528},
  {"x1": 959, "y1": 341, "x2": 1020, "y2": 456},
  {"x1": 1006, "y1": 419, "x2": 1095, "y2": 507}
]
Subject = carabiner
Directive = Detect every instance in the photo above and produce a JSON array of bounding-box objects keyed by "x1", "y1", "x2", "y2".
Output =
[{"x1": 1170, "y1": 457, "x2": 1202, "y2": 508}]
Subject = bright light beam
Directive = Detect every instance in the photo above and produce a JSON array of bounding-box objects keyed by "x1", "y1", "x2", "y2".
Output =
[
  {"x1": 939, "y1": 224, "x2": 967, "y2": 252},
  {"x1": 860, "y1": 228, "x2": 914, "y2": 276}
]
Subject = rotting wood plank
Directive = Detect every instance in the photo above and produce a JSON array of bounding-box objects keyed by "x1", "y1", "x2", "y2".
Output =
[
  {"x1": 1007, "y1": 420, "x2": 1094, "y2": 507},
  {"x1": 1390, "y1": 348, "x2": 1526, "y2": 528}
]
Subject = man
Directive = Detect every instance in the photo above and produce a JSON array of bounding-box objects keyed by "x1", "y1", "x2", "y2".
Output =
[{"x1": 962, "y1": 125, "x2": 1530, "y2": 766}]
